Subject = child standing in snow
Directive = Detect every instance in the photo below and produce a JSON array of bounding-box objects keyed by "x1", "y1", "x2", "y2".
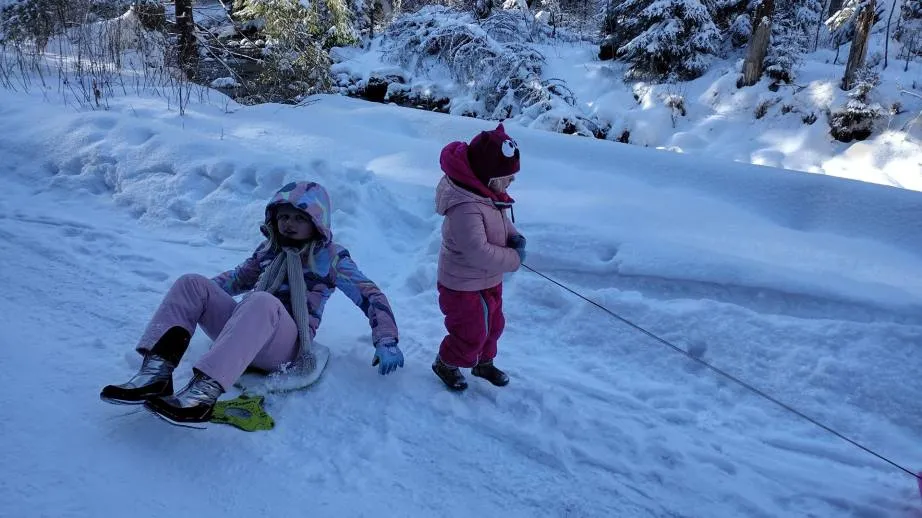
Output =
[
  {"x1": 432, "y1": 123, "x2": 526, "y2": 391},
  {"x1": 101, "y1": 181, "x2": 404, "y2": 426}
]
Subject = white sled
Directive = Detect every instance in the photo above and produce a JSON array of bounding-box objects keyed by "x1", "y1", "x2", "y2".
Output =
[{"x1": 234, "y1": 343, "x2": 331, "y2": 395}]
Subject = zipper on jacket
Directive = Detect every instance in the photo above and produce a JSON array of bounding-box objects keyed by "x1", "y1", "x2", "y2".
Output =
[
  {"x1": 478, "y1": 292, "x2": 490, "y2": 366},
  {"x1": 493, "y1": 201, "x2": 511, "y2": 243}
]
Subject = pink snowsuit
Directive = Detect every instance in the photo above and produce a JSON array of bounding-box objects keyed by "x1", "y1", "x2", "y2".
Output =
[
  {"x1": 436, "y1": 142, "x2": 522, "y2": 368},
  {"x1": 135, "y1": 181, "x2": 399, "y2": 390}
]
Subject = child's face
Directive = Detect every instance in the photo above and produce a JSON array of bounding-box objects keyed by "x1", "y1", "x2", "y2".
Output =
[
  {"x1": 488, "y1": 174, "x2": 515, "y2": 194},
  {"x1": 275, "y1": 204, "x2": 316, "y2": 242}
]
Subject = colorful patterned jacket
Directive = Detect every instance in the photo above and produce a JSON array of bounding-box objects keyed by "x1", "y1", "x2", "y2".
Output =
[{"x1": 212, "y1": 181, "x2": 399, "y2": 346}]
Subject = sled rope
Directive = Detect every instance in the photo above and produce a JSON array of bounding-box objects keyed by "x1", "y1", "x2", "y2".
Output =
[{"x1": 522, "y1": 263, "x2": 921, "y2": 482}]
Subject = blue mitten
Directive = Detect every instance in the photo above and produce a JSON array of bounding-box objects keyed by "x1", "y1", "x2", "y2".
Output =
[
  {"x1": 508, "y1": 234, "x2": 526, "y2": 263},
  {"x1": 372, "y1": 342, "x2": 405, "y2": 375}
]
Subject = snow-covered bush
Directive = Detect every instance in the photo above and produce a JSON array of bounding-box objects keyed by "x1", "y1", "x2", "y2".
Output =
[
  {"x1": 381, "y1": 6, "x2": 543, "y2": 118},
  {"x1": 600, "y1": 0, "x2": 720, "y2": 80},
  {"x1": 764, "y1": 18, "x2": 801, "y2": 83},
  {"x1": 896, "y1": 0, "x2": 922, "y2": 54},
  {"x1": 709, "y1": 0, "x2": 748, "y2": 27},
  {"x1": 710, "y1": 0, "x2": 749, "y2": 47},
  {"x1": 0, "y1": 0, "x2": 78, "y2": 49},
  {"x1": 381, "y1": 5, "x2": 601, "y2": 134},
  {"x1": 233, "y1": 0, "x2": 346, "y2": 102},
  {"x1": 663, "y1": 90, "x2": 686, "y2": 127},
  {"x1": 482, "y1": 7, "x2": 554, "y2": 42},
  {"x1": 728, "y1": 13, "x2": 751, "y2": 48},
  {"x1": 904, "y1": 0, "x2": 922, "y2": 17},
  {"x1": 0, "y1": 0, "x2": 145, "y2": 49},
  {"x1": 236, "y1": 0, "x2": 356, "y2": 49},
  {"x1": 132, "y1": 0, "x2": 165, "y2": 31},
  {"x1": 538, "y1": 0, "x2": 594, "y2": 39},
  {"x1": 352, "y1": 0, "x2": 401, "y2": 39},
  {"x1": 829, "y1": 78, "x2": 883, "y2": 141},
  {"x1": 0, "y1": 0, "x2": 176, "y2": 109}
]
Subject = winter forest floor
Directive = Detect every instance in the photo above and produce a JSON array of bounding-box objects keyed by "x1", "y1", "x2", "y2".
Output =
[{"x1": 329, "y1": 33, "x2": 922, "y2": 191}]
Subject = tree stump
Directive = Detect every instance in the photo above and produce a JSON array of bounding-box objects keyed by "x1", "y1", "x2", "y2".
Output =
[{"x1": 738, "y1": 0, "x2": 773, "y2": 87}]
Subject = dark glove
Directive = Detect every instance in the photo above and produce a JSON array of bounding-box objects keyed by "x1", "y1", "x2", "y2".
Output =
[{"x1": 508, "y1": 234, "x2": 526, "y2": 263}]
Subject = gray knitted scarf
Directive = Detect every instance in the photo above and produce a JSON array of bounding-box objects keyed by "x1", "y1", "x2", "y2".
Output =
[{"x1": 254, "y1": 243, "x2": 316, "y2": 372}]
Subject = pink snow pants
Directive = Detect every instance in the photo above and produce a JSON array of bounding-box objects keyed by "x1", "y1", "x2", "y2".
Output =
[
  {"x1": 437, "y1": 283, "x2": 504, "y2": 368},
  {"x1": 135, "y1": 273, "x2": 299, "y2": 391}
]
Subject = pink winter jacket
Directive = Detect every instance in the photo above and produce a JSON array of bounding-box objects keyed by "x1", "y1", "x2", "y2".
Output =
[{"x1": 436, "y1": 142, "x2": 522, "y2": 292}]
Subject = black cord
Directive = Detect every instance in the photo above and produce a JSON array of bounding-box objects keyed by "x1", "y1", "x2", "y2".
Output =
[{"x1": 522, "y1": 264, "x2": 920, "y2": 481}]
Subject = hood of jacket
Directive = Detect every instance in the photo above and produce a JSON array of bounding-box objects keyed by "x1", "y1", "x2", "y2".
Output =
[
  {"x1": 261, "y1": 181, "x2": 333, "y2": 247},
  {"x1": 439, "y1": 141, "x2": 514, "y2": 205}
]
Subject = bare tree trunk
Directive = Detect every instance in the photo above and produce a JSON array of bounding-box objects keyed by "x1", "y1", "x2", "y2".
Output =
[
  {"x1": 176, "y1": 0, "x2": 196, "y2": 79},
  {"x1": 370, "y1": 1, "x2": 376, "y2": 39},
  {"x1": 884, "y1": 0, "x2": 898, "y2": 68},
  {"x1": 827, "y1": 0, "x2": 844, "y2": 18},
  {"x1": 814, "y1": 0, "x2": 829, "y2": 50},
  {"x1": 842, "y1": 0, "x2": 875, "y2": 90},
  {"x1": 739, "y1": 0, "x2": 773, "y2": 87},
  {"x1": 908, "y1": 33, "x2": 919, "y2": 71}
]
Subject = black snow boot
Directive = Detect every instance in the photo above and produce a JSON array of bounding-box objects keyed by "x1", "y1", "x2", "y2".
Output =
[
  {"x1": 471, "y1": 360, "x2": 509, "y2": 387},
  {"x1": 144, "y1": 371, "x2": 224, "y2": 428},
  {"x1": 432, "y1": 356, "x2": 468, "y2": 391},
  {"x1": 100, "y1": 354, "x2": 175, "y2": 404},
  {"x1": 100, "y1": 327, "x2": 191, "y2": 405},
  {"x1": 147, "y1": 326, "x2": 192, "y2": 366}
]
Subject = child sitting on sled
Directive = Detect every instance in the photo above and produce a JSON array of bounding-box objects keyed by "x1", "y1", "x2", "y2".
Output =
[
  {"x1": 432, "y1": 122, "x2": 527, "y2": 391},
  {"x1": 100, "y1": 181, "x2": 404, "y2": 426}
]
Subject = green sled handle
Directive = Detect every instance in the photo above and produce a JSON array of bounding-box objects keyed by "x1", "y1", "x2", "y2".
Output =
[{"x1": 211, "y1": 394, "x2": 275, "y2": 432}]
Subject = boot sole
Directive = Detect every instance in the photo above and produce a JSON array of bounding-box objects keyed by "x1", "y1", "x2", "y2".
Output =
[
  {"x1": 143, "y1": 405, "x2": 209, "y2": 429},
  {"x1": 432, "y1": 365, "x2": 468, "y2": 392},
  {"x1": 100, "y1": 395, "x2": 147, "y2": 405},
  {"x1": 470, "y1": 373, "x2": 510, "y2": 387},
  {"x1": 100, "y1": 391, "x2": 174, "y2": 405}
]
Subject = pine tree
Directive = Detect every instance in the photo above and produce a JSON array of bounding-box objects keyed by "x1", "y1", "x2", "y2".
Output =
[
  {"x1": 598, "y1": 0, "x2": 627, "y2": 59},
  {"x1": 896, "y1": 0, "x2": 922, "y2": 47},
  {"x1": 709, "y1": 0, "x2": 748, "y2": 30},
  {"x1": 608, "y1": 0, "x2": 720, "y2": 80},
  {"x1": 764, "y1": 0, "x2": 823, "y2": 82},
  {"x1": 708, "y1": 0, "x2": 749, "y2": 46},
  {"x1": 903, "y1": 0, "x2": 922, "y2": 17},
  {"x1": 233, "y1": 0, "x2": 354, "y2": 101}
]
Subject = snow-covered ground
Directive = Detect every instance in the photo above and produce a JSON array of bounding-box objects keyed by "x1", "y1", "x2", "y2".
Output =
[
  {"x1": 535, "y1": 39, "x2": 922, "y2": 191},
  {"x1": 2, "y1": 77, "x2": 922, "y2": 516}
]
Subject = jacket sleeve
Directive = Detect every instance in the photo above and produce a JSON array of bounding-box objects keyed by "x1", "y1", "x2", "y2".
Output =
[
  {"x1": 447, "y1": 205, "x2": 521, "y2": 272},
  {"x1": 210, "y1": 244, "x2": 265, "y2": 296},
  {"x1": 333, "y1": 247, "x2": 399, "y2": 346}
]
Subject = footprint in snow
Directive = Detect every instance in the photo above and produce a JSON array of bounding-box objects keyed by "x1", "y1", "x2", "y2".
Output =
[{"x1": 132, "y1": 269, "x2": 170, "y2": 282}]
